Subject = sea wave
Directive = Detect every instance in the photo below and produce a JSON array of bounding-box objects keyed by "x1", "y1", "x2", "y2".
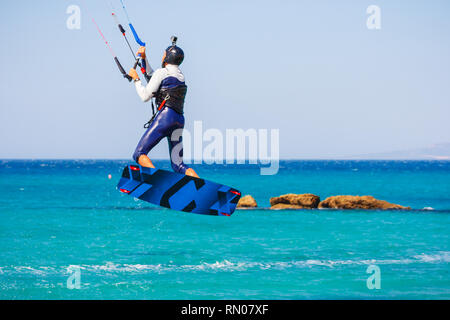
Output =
[{"x1": 1, "y1": 251, "x2": 449, "y2": 276}]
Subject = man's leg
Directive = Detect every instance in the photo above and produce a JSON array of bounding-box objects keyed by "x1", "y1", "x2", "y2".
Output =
[
  {"x1": 133, "y1": 114, "x2": 167, "y2": 168},
  {"x1": 168, "y1": 129, "x2": 199, "y2": 178}
]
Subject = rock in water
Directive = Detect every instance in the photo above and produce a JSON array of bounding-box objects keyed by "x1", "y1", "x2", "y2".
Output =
[
  {"x1": 318, "y1": 195, "x2": 410, "y2": 210},
  {"x1": 237, "y1": 195, "x2": 258, "y2": 208},
  {"x1": 270, "y1": 194, "x2": 320, "y2": 209}
]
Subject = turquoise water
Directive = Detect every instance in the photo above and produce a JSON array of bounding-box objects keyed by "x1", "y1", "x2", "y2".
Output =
[{"x1": 0, "y1": 160, "x2": 449, "y2": 299}]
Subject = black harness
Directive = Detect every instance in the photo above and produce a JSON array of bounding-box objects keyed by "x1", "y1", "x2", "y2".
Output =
[{"x1": 144, "y1": 84, "x2": 188, "y2": 129}]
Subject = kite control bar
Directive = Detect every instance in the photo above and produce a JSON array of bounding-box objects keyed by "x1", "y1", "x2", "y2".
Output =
[
  {"x1": 111, "y1": 9, "x2": 148, "y2": 80},
  {"x1": 114, "y1": 57, "x2": 133, "y2": 81}
]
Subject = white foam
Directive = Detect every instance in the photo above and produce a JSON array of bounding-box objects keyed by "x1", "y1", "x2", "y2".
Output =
[
  {"x1": 2, "y1": 251, "x2": 449, "y2": 275},
  {"x1": 414, "y1": 252, "x2": 450, "y2": 263}
]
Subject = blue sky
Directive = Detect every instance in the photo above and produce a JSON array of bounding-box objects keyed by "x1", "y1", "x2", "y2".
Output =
[{"x1": 0, "y1": 0, "x2": 449, "y2": 159}]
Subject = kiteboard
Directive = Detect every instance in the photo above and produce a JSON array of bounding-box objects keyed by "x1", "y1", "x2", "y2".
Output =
[{"x1": 117, "y1": 165, "x2": 241, "y2": 216}]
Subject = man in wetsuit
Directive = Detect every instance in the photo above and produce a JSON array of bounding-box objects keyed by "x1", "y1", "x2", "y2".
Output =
[{"x1": 128, "y1": 40, "x2": 198, "y2": 178}]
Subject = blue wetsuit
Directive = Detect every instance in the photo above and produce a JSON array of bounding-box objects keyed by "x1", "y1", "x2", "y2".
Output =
[
  {"x1": 133, "y1": 64, "x2": 190, "y2": 174},
  {"x1": 133, "y1": 107, "x2": 188, "y2": 173}
]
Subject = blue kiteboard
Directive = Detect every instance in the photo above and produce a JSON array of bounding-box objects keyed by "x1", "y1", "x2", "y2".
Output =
[{"x1": 117, "y1": 165, "x2": 241, "y2": 216}]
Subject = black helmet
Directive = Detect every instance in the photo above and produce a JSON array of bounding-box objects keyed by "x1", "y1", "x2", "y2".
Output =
[{"x1": 162, "y1": 36, "x2": 184, "y2": 66}]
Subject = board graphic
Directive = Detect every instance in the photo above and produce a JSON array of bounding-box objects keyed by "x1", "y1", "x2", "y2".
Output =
[{"x1": 117, "y1": 165, "x2": 241, "y2": 216}]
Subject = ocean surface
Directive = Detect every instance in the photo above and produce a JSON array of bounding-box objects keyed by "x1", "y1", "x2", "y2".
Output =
[{"x1": 0, "y1": 160, "x2": 449, "y2": 300}]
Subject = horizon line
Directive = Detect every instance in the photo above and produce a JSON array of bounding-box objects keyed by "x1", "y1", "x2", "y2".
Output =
[{"x1": 1, "y1": 158, "x2": 449, "y2": 161}]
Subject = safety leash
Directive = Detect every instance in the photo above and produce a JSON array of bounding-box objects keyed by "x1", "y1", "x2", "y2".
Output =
[{"x1": 144, "y1": 95, "x2": 170, "y2": 129}]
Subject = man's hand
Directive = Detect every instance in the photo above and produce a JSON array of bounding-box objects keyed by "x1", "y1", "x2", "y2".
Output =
[
  {"x1": 128, "y1": 68, "x2": 139, "y2": 81},
  {"x1": 137, "y1": 46, "x2": 146, "y2": 59}
]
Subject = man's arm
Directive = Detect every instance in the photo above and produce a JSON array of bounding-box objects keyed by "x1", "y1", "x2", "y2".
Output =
[
  {"x1": 135, "y1": 46, "x2": 153, "y2": 82},
  {"x1": 134, "y1": 68, "x2": 164, "y2": 102},
  {"x1": 141, "y1": 57, "x2": 154, "y2": 82}
]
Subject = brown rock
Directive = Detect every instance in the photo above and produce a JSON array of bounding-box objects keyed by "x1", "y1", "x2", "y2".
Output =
[
  {"x1": 318, "y1": 195, "x2": 410, "y2": 210},
  {"x1": 270, "y1": 194, "x2": 320, "y2": 209},
  {"x1": 237, "y1": 195, "x2": 257, "y2": 208},
  {"x1": 270, "y1": 203, "x2": 309, "y2": 210}
]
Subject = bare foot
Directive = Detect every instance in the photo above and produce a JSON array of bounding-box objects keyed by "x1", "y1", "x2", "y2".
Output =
[
  {"x1": 185, "y1": 168, "x2": 199, "y2": 178},
  {"x1": 138, "y1": 155, "x2": 156, "y2": 168}
]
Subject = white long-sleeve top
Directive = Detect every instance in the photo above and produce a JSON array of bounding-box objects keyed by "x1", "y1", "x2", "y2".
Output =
[{"x1": 134, "y1": 64, "x2": 186, "y2": 103}]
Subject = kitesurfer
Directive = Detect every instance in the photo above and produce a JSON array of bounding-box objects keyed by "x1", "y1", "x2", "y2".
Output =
[{"x1": 128, "y1": 40, "x2": 198, "y2": 178}]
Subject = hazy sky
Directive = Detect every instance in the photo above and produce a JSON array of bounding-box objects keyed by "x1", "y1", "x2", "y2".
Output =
[{"x1": 1, "y1": 0, "x2": 449, "y2": 159}]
